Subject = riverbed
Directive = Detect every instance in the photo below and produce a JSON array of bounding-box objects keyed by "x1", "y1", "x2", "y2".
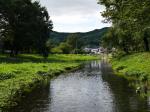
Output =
[{"x1": 11, "y1": 61, "x2": 150, "y2": 112}]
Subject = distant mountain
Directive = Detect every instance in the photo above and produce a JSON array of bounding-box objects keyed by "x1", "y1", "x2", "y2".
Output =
[{"x1": 50, "y1": 27, "x2": 110, "y2": 47}]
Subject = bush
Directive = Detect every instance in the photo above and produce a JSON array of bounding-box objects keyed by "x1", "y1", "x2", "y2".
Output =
[
  {"x1": 116, "y1": 65, "x2": 126, "y2": 71},
  {"x1": 0, "y1": 73, "x2": 15, "y2": 80}
]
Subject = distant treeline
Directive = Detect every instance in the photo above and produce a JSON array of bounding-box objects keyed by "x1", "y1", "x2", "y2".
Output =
[
  {"x1": 99, "y1": 0, "x2": 150, "y2": 53},
  {"x1": 50, "y1": 34, "x2": 84, "y2": 54},
  {"x1": 0, "y1": 0, "x2": 53, "y2": 57},
  {"x1": 50, "y1": 28, "x2": 109, "y2": 47},
  {"x1": 48, "y1": 28, "x2": 109, "y2": 54}
]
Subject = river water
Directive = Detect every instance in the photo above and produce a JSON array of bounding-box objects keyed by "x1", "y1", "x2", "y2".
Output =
[{"x1": 12, "y1": 61, "x2": 150, "y2": 112}]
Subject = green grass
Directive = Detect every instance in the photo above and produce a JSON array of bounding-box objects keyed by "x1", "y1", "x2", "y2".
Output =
[
  {"x1": 0, "y1": 54, "x2": 99, "y2": 109},
  {"x1": 0, "y1": 54, "x2": 99, "y2": 63},
  {"x1": 111, "y1": 52, "x2": 150, "y2": 96}
]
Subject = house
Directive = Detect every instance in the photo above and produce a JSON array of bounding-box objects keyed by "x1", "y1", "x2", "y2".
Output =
[{"x1": 83, "y1": 47, "x2": 105, "y2": 54}]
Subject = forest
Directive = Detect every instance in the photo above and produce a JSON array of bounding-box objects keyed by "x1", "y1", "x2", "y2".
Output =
[{"x1": 50, "y1": 28, "x2": 109, "y2": 48}]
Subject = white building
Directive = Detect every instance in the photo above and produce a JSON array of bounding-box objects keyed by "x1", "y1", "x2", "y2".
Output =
[{"x1": 83, "y1": 47, "x2": 105, "y2": 54}]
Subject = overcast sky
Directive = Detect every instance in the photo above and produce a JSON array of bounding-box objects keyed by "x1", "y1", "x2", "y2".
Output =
[{"x1": 39, "y1": 0, "x2": 111, "y2": 32}]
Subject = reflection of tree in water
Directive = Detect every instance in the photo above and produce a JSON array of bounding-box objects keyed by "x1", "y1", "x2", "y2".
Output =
[
  {"x1": 100, "y1": 61, "x2": 150, "y2": 112},
  {"x1": 85, "y1": 61, "x2": 101, "y2": 70},
  {"x1": 82, "y1": 61, "x2": 102, "y2": 77},
  {"x1": 11, "y1": 83, "x2": 51, "y2": 112}
]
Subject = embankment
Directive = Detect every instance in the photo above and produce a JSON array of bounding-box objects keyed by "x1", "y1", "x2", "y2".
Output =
[{"x1": 111, "y1": 52, "x2": 150, "y2": 96}]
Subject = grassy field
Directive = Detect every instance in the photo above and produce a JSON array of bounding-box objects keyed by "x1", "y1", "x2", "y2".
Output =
[
  {"x1": 111, "y1": 52, "x2": 150, "y2": 96},
  {"x1": 0, "y1": 54, "x2": 99, "y2": 109}
]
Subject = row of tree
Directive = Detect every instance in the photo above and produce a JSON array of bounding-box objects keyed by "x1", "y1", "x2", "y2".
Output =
[
  {"x1": 0, "y1": 0, "x2": 53, "y2": 57},
  {"x1": 51, "y1": 34, "x2": 83, "y2": 54},
  {"x1": 98, "y1": 0, "x2": 150, "y2": 53}
]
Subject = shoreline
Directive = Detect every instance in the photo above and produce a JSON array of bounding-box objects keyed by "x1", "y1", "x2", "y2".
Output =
[
  {"x1": 0, "y1": 54, "x2": 99, "y2": 110},
  {"x1": 2, "y1": 64, "x2": 82, "y2": 111},
  {"x1": 110, "y1": 53, "x2": 150, "y2": 97}
]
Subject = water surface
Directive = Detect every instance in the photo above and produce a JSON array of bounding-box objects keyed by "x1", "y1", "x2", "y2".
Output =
[{"x1": 12, "y1": 61, "x2": 150, "y2": 112}]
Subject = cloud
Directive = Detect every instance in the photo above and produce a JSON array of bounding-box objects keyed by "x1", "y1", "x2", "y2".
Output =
[{"x1": 39, "y1": 0, "x2": 111, "y2": 32}]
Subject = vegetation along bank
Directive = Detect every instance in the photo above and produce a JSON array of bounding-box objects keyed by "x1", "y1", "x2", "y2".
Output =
[
  {"x1": 98, "y1": 0, "x2": 150, "y2": 97},
  {"x1": 0, "y1": 54, "x2": 99, "y2": 110},
  {"x1": 111, "y1": 52, "x2": 150, "y2": 96}
]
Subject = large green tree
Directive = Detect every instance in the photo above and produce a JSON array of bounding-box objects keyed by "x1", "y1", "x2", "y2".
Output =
[
  {"x1": 0, "y1": 0, "x2": 53, "y2": 56},
  {"x1": 66, "y1": 34, "x2": 82, "y2": 53},
  {"x1": 98, "y1": 0, "x2": 150, "y2": 52}
]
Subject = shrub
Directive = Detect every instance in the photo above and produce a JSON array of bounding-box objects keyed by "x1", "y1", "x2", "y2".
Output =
[{"x1": 0, "y1": 73, "x2": 15, "y2": 80}]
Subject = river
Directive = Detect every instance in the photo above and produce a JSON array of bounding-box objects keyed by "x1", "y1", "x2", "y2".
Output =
[{"x1": 11, "y1": 61, "x2": 150, "y2": 112}]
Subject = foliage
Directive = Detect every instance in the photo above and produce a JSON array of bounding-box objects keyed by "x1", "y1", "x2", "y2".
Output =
[
  {"x1": 51, "y1": 42, "x2": 71, "y2": 54},
  {"x1": 111, "y1": 52, "x2": 150, "y2": 81},
  {"x1": 111, "y1": 52, "x2": 150, "y2": 96},
  {"x1": 66, "y1": 34, "x2": 80, "y2": 49},
  {"x1": 58, "y1": 42, "x2": 72, "y2": 54},
  {"x1": 98, "y1": 0, "x2": 150, "y2": 53},
  {"x1": 51, "y1": 34, "x2": 81, "y2": 54},
  {"x1": 51, "y1": 47, "x2": 63, "y2": 54},
  {"x1": 50, "y1": 28, "x2": 109, "y2": 47},
  {"x1": 0, "y1": 0, "x2": 53, "y2": 56}
]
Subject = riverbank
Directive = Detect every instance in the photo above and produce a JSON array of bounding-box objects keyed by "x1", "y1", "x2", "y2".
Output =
[
  {"x1": 111, "y1": 52, "x2": 150, "y2": 96},
  {"x1": 0, "y1": 54, "x2": 99, "y2": 110},
  {"x1": 11, "y1": 61, "x2": 150, "y2": 112}
]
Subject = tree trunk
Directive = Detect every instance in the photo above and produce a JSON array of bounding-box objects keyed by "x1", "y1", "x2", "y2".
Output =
[
  {"x1": 10, "y1": 50, "x2": 14, "y2": 57},
  {"x1": 122, "y1": 42, "x2": 129, "y2": 54},
  {"x1": 143, "y1": 36, "x2": 149, "y2": 51},
  {"x1": 14, "y1": 50, "x2": 18, "y2": 55}
]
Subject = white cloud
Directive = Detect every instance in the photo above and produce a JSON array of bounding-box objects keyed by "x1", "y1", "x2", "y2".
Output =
[{"x1": 39, "y1": 0, "x2": 111, "y2": 32}]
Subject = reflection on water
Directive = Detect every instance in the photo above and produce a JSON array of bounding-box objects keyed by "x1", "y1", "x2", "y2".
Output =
[{"x1": 11, "y1": 61, "x2": 150, "y2": 112}]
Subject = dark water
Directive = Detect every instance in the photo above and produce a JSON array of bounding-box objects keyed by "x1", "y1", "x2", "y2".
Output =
[{"x1": 11, "y1": 61, "x2": 150, "y2": 112}]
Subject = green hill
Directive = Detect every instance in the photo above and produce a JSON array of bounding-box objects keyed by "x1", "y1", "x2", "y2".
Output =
[{"x1": 50, "y1": 27, "x2": 109, "y2": 47}]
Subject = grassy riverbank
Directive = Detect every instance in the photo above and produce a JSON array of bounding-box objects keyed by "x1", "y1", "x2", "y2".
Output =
[
  {"x1": 111, "y1": 52, "x2": 150, "y2": 96},
  {"x1": 0, "y1": 54, "x2": 99, "y2": 109}
]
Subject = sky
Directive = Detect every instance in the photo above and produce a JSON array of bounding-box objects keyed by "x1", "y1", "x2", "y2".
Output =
[{"x1": 39, "y1": 0, "x2": 111, "y2": 32}]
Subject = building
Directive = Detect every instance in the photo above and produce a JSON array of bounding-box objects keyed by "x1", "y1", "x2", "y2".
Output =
[{"x1": 83, "y1": 47, "x2": 105, "y2": 54}]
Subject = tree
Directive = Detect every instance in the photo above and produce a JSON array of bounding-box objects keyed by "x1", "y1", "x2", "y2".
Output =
[
  {"x1": 51, "y1": 42, "x2": 71, "y2": 54},
  {"x1": 0, "y1": 0, "x2": 53, "y2": 56},
  {"x1": 66, "y1": 34, "x2": 82, "y2": 53},
  {"x1": 98, "y1": 0, "x2": 150, "y2": 52},
  {"x1": 51, "y1": 34, "x2": 83, "y2": 54},
  {"x1": 59, "y1": 42, "x2": 71, "y2": 54}
]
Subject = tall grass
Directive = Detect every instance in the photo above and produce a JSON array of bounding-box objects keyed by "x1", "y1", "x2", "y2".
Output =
[{"x1": 111, "y1": 52, "x2": 150, "y2": 96}]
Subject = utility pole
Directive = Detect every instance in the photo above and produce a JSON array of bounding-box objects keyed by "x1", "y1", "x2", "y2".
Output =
[{"x1": 75, "y1": 38, "x2": 78, "y2": 54}]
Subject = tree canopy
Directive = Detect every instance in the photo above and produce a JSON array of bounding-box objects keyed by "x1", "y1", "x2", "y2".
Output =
[
  {"x1": 51, "y1": 34, "x2": 83, "y2": 54},
  {"x1": 98, "y1": 0, "x2": 150, "y2": 53},
  {"x1": 0, "y1": 0, "x2": 53, "y2": 56}
]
